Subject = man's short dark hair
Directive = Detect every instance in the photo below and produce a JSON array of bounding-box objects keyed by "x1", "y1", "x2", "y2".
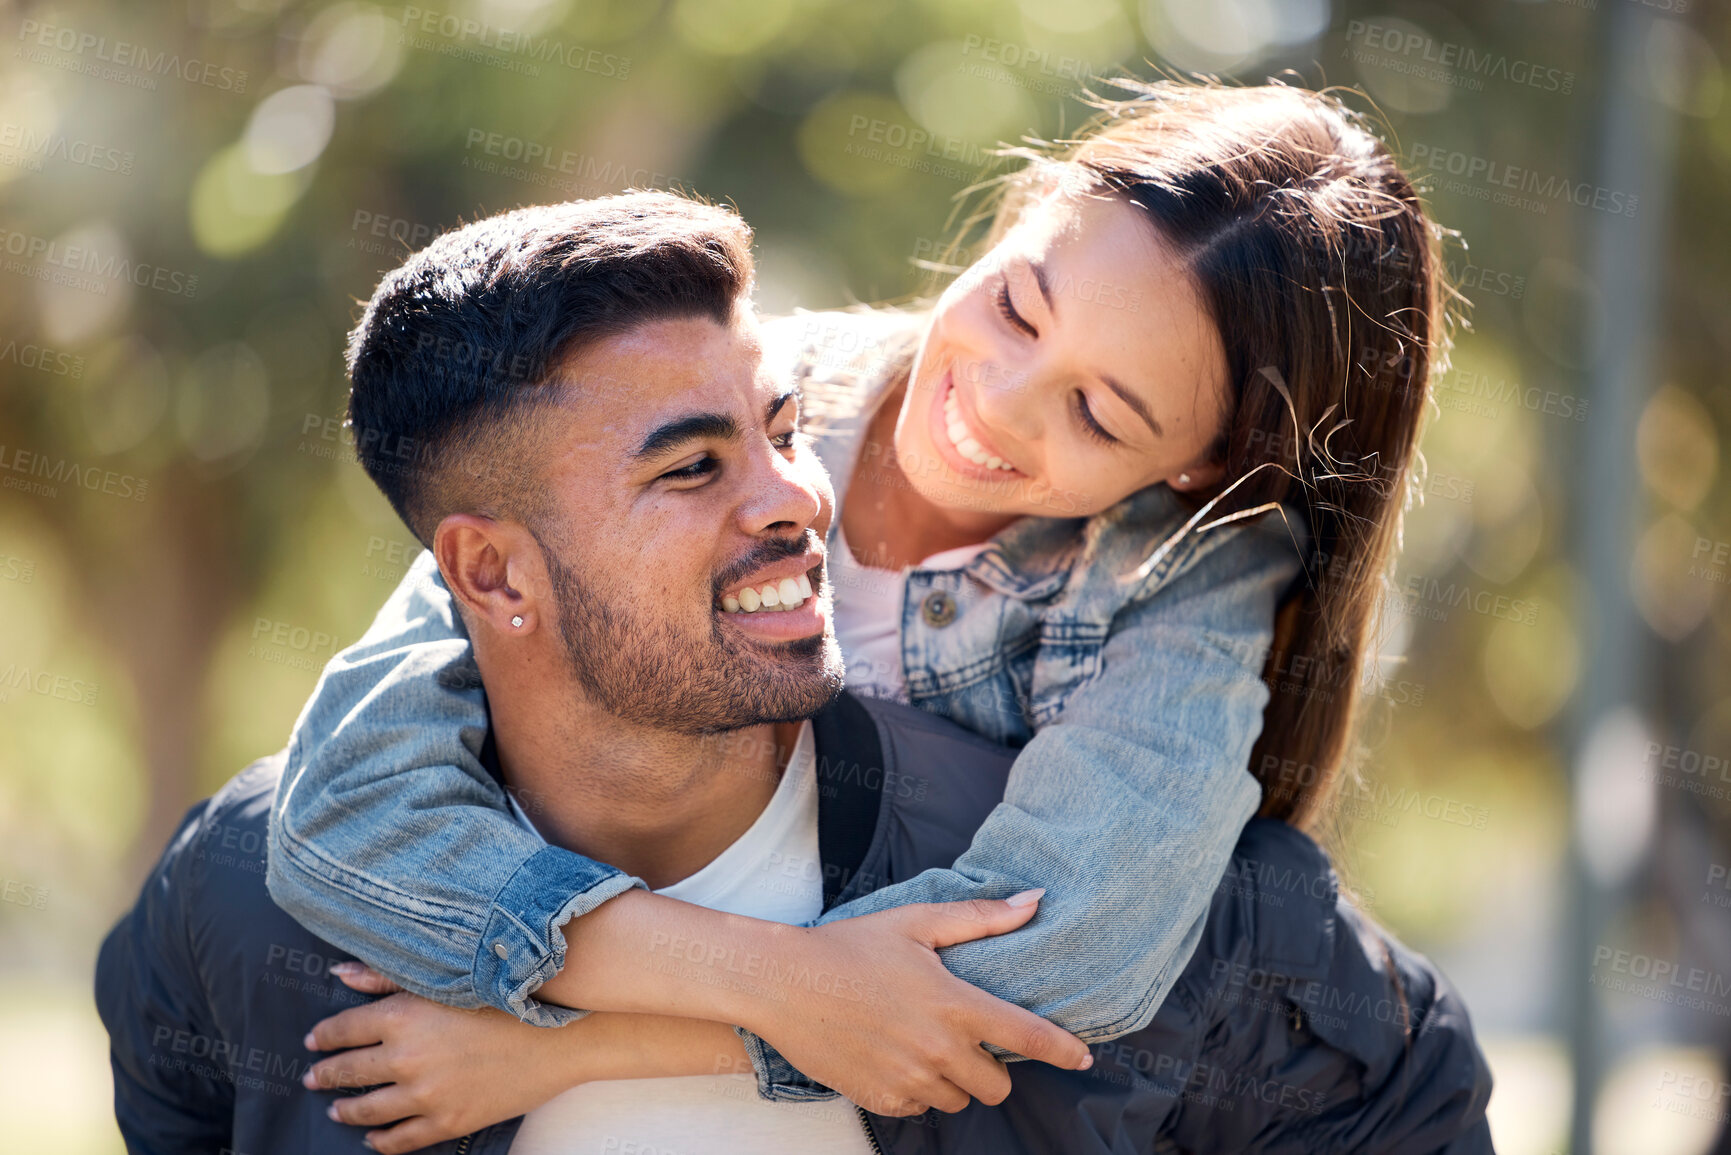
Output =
[{"x1": 345, "y1": 190, "x2": 755, "y2": 544}]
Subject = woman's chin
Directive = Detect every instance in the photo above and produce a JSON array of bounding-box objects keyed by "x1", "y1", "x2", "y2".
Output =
[{"x1": 901, "y1": 454, "x2": 1022, "y2": 517}]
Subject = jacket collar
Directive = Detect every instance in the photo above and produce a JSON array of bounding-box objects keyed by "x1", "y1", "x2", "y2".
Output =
[{"x1": 478, "y1": 695, "x2": 887, "y2": 914}]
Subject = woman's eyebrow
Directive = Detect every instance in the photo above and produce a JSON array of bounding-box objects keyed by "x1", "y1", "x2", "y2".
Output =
[{"x1": 1101, "y1": 374, "x2": 1165, "y2": 439}]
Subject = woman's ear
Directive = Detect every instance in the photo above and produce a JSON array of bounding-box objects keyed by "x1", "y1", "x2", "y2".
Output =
[
  {"x1": 432, "y1": 514, "x2": 548, "y2": 636},
  {"x1": 1169, "y1": 460, "x2": 1227, "y2": 492}
]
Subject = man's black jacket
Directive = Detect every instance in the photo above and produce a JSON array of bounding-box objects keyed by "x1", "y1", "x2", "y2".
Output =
[{"x1": 96, "y1": 692, "x2": 1494, "y2": 1153}]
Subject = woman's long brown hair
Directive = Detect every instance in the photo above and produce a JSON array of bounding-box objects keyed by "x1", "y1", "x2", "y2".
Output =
[{"x1": 954, "y1": 80, "x2": 1451, "y2": 831}]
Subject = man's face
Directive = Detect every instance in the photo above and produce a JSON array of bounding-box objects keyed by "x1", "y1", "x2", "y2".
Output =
[{"x1": 531, "y1": 308, "x2": 844, "y2": 733}]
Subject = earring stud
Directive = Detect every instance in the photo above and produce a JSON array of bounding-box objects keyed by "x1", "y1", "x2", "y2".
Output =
[
  {"x1": 511, "y1": 615, "x2": 524, "y2": 628},
  {"x1": 1177, "y1": 473, "x2": 1192, "y2": 486}
]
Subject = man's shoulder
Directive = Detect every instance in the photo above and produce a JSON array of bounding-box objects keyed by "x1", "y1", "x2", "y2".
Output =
[
  {"x1": 182, "y1": 752, "x2": 288, "y2": 874},
  {"x1": 139, "y1": 752, "x2": 294, "y2": 927}
]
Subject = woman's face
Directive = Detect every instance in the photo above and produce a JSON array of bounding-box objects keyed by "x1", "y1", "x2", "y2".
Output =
[{"x1": 896, "y1": 191, "x2": 1231, "y2": 519}]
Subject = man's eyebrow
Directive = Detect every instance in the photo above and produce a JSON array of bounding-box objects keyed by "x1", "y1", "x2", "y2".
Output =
[
  {"x1": 631, "y1": 413, "x2": 740, "y2": 461},
  {"x1": 1032, "y1": 258, "x2": 1165, "y2": 440},
  {"x1": 766, "y1": 388, "x2": 797, "y2": 425}
]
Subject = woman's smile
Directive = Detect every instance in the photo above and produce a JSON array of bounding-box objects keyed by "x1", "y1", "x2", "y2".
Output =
[{"x1": 927, "y1": 368, "x2": 1023, "y2": 480}]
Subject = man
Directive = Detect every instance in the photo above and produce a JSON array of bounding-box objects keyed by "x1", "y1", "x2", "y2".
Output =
[{"x1": 97, "y1": 192, "x2": 1492, "y2": 1154}]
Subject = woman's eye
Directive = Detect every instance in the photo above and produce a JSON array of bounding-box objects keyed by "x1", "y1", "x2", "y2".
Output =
[
  {"x1": 995, "y1": 281, "x2": 1037, "y2": 338},
  {"x1": 1073, "y1": 392, "x2": 1118, "y2": 447},
  {"x1": 772, "y1": 429, "x2": 799, "y2": 451},
  {"x1": 662, "y1": 455, "x2": 717, "y2": 481}
]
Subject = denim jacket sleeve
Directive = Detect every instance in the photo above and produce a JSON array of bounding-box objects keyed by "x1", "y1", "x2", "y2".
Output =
[
  {"x1": 743, "y1": 514, "x2": 1300, "y2": 1102},
  {"x1": 265, "y1": 550, "x2": 646, "y2": 1027}
]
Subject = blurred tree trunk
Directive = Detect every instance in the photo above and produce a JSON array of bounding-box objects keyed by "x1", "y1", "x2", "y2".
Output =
[{"x1": 61, "y1": 469, "x2": 241, "y2": 883}]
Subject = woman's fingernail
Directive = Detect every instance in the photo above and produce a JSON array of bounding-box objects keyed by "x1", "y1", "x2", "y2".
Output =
[
  {"x1": 326, "y1": 1103, "x2": 341, "y2": 1122},
  {"x1": 331, "y1": 961, "x2": 361, "y2": 976},
  {"x1": 302, "y1": 1069, "x2": 318, "y2": 1089},
  {"x1": 362, "y1": 1138, "x2": 378, "y2": 1152},
  {"x1": 1005, "y1": 888, "x2": 1045, "y2": 908},
  {"x1": 303, "y1": 1032, "x2": 319, "y2": 1051},
  {"x1": 1076, "y1": 1052, "x2": 1094, "y2": 1071}
]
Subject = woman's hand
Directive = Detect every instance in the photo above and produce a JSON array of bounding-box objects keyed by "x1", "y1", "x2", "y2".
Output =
[
  {"x1": 538, "y1": 887, "x2": 1092, "y2": 1117},
  {"x1": 304, "y1": 966, "x2": 753, "y2": 1154},
  {"x1": 303, "y1": 976, "x2": 587, "y2": 1154},
  {"x1": 743, "y1": 893, "x2": 1094, "y2": 1116}
]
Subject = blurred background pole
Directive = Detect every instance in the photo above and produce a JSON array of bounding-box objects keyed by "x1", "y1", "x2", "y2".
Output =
[{"x1": 1564, "y1": 6, "x2": 1681, "y2": 1152}]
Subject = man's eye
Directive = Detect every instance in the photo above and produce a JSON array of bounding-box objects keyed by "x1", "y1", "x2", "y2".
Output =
[{"x1": 662, "y1": 455, "x2": 717, "y2": 481}]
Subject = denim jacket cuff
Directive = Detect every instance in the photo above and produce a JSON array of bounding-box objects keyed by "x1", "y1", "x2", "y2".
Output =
[
  {"x1": 733, "y1": 1026, "x2": 838, "y2": 1102},
  {"x1": 475, "y1": 844, "x2": 647, "y2": 1027}
]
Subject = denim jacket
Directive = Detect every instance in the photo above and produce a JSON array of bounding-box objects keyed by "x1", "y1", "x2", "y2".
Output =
[{"x1": 266, "y1": 308, "x2": 1307, "y2": 1098}]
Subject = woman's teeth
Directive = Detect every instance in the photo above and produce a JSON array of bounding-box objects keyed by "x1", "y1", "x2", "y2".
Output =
[
  {"x1": 721, "y1": 573, "x2": 814, "y2": 614},
  {"x1": 944, "y1": 387, "x2": 1014, "y2": 471}
]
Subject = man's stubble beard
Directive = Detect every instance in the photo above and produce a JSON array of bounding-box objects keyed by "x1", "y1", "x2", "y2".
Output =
[{"x1": 542, "y1": 540, "x2": 844, "y2": 735}]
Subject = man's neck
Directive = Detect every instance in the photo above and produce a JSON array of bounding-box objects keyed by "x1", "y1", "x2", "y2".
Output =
[{"x1": 488, "y1": 684, "x2": 798, "y2": 890}]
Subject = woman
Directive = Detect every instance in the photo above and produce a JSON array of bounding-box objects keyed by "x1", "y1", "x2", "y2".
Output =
[{"x1": 272, "y1": 79, "x2": 1454, "y2": 1149}]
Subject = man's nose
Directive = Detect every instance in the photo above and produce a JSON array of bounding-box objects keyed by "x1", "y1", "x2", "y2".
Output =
[{"x1": 738, "y1": 444, "x2": 828, "y2": 538}]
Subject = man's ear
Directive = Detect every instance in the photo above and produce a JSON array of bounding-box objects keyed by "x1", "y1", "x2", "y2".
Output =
[{"x1": 432, "y1": 513, "x2": 550, "y2": 637}]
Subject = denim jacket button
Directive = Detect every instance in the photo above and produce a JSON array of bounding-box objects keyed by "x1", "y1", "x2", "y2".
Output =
[
  {"x1": 921, "y1": 591, "x2": 957, "y2": 628},
  {"x1": 492, "y1": 942, "x2": 509, "y2": 960}
]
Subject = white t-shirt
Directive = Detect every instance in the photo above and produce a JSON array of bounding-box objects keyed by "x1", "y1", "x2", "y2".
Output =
[
  {"x1": 827, "y1": 524, "x2": 987, "y2": 703},
  {"x1": 506, "y1": 722, "x2": 874, "y2": 1155}
]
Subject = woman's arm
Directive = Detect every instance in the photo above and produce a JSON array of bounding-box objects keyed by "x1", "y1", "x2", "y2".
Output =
[
  {"x1": 303, "y1": 983, "x2": 753, "y2": 1155},
  {"x1": 268, "y1": 551, "x2": 1087, "y2": 1109},
  {"x1": 266, "y1": 550, "x2": 642, "y2": 1026},
  {"x1": 742, "y1": 515, "x2": 1302, "y2": 1097},
  {"x1": 300, "y1": 962, "x2": 1033, "y2": 1155}
]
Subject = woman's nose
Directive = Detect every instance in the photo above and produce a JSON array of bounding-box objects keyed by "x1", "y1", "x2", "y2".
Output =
[{"x1": 969, "y1": 356, "x2": 1040, "y2": 442}]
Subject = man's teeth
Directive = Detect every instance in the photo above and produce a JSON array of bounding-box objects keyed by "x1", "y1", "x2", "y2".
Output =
[
  {"x1": 721, "y1": 573, "x2": 814, "y2": 614},
  {"x1": 944, "y1": 388, "x2": 1014, "y2": 471}
]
